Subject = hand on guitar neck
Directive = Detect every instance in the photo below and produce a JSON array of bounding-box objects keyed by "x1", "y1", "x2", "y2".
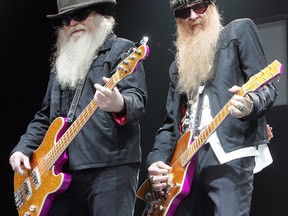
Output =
[
  {"x1": 94, "y1": 77, "x2": 125, "y2": 114},
  {"x1": 137, "y1": 60, "x2": 282, "y2": 216}
]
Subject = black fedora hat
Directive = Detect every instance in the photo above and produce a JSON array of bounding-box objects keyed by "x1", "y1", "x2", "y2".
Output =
[
  {"x1": 47, "y1": 0, "x2": 117, "y2": 19},
  {"x1": 170, "y1": 0, "x2": 215, "y2": 11}
]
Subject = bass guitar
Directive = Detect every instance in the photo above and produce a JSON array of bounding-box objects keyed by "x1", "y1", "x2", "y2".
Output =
[
  {"x1": 13, "y1": 36, "x2": 150, "y2": 216},
  {"x1": 136, "y1": 60, "x2": 283, "y2": 216}
]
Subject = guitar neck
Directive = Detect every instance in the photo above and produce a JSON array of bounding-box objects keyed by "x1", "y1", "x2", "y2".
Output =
[
  {"x1": 46, "y1": 92, "x2": 98, "y2": 169},
  {"x1": 44, "y1": 44, "x2": 149, "y2": 168},
  {"x1": 54, "y1": 72, "x2": 122, "y2": 152},
  {"x1": 180, "y1": 98, "x2": 231, "y2": 166},
  {"x1": 179, "y1": 60, "x2": 283, "y2": 167}
]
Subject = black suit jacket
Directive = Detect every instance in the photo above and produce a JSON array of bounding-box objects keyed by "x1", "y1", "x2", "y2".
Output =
[{"x1": 147, "y1": 18, "x2": 278, "y2": 165}]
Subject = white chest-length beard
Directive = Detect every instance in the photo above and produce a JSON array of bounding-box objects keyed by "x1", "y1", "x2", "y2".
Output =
[
  {"x1": 175, "y1": 6, "x2": 222, "y2": 95},
  {"x1": 53, "y1": 15, "x2": 115, "y2": 90}
]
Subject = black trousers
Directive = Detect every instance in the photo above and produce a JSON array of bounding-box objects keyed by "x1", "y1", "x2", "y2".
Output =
[
  {"x1": 175, "y1": 143, "x2": 255, "y2": 216},
  {"x1": 47, "y1": 163, "x2": 140, "y2": 216}
]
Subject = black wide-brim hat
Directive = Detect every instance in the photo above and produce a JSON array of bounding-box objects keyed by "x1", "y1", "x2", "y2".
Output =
[{"x1": 47, "y1": 0, "x2": 117, "y2": 19}]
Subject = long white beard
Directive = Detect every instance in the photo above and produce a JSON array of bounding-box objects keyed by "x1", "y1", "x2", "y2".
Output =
[
  {"x1": 54, "y1": 15, "x2": 115, "y2": 90},
  {"x1": 175, "y1": 6, "x2": 222, "y2": 95}
]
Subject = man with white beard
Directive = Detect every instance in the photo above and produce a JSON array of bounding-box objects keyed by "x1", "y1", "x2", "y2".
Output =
[
  {"x1": 9, "y1": 0, "x2": 147, "y2": 215},
  {"x1": 144, "y1": 0, "x2": 278, "y2": 215}
]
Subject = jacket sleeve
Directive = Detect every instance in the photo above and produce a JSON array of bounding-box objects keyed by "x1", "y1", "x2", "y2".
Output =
[
  {"x1": 146, "y1": 62, "x2": 179, "y2": 166},
  {"x1": 105, "y1": 37, "x2": 148, "y2": 124},
  {"x1": 235, "y1": 18, "x2": 278, "y2": 120}
]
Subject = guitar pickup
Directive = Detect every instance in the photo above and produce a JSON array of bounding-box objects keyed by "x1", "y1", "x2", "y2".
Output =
[
  {"x1": 31, "y1": 167, "x2": 41, "y2": 189},
  {"x1": 14, "y1": 187, "x2": 24, "y2": 209},
  {"x1": 23, "y1": 178, "x2": 32, "y2": 200}
]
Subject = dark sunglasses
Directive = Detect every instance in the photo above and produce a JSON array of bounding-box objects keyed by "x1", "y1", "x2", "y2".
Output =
[
  {"x1": 174, "y1": 1, "x2": 209, "y2": 19},
  {"x1": 61, "y1": 9, "x2": 93, "y2": 26}
]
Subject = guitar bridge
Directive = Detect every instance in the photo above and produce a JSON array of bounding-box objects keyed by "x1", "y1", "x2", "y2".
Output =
[{"x1": 143, "y1": 189, "x2": 168, "y2": 216}]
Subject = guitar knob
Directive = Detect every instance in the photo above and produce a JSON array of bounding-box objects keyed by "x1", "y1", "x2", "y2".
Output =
[
  {"x1": 159, "y1": 205, "x2": 164, "y2": 211},
  {"x1": 29, "y1": 205, "x2": 37, "y2": 212},
  {"x1": 24, "y1": 212, "x2": 31, "y2": 216},
  {"x1": 174, "y1": 183, "x2": 181, "y2": 188}
]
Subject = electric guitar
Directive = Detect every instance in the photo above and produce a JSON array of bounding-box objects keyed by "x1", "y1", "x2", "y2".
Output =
[
  {"x1": 136, "y1": 60, "x2": 283, "y2": 216},
  {"x1": 13, "y1": 36, "x2": 150, "y2": 216}
]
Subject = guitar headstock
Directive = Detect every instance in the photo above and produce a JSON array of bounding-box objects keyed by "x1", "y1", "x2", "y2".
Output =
[
  {"x1": 114, "y1": 36, "x2": 150, "y2": 81},
  {"x1": 242, "y1": 60, "x2": 283, "y2": 94}
]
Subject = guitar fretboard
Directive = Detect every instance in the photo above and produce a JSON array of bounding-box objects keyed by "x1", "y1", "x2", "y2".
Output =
[
  {"x1": 177, "y1": 60, "x2": 283, "y2": 167},
  {"x1": 43, "y1": 44, "x2": 148, "y2": 170}
]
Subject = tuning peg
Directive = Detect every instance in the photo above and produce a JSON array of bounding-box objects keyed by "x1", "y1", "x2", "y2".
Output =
[{"x1": 140, "y1": 36, "x2": 149, "y2": 45}]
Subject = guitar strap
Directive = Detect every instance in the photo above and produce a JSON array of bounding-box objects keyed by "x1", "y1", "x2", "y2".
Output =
[
  {"x1": 66, "y1": 37, "x2": 132, "y2": 123},
  {"x1": 67, "y1": 77, "x2": 87, "y2": 123}
]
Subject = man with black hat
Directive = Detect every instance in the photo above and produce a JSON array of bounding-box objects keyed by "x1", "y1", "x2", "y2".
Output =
[
  {"x1": 9, "y1": 0, "x2": 147, "y2": 215},
  {"x1": 144, "y1": 0, "x2": 277, "y2": 215}
]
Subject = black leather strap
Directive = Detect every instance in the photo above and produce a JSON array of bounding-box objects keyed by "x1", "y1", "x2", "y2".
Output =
[{"x1": 67, "y1": 78, "x2": 86, "y2": 123}]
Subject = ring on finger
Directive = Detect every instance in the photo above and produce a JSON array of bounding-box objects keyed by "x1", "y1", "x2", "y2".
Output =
[
  {"x1": 149, "y1": 175, "x2": 154, "y2": 183},
  {"x1": 238, "y1": 104, "x2": 246, "y2": 112}
]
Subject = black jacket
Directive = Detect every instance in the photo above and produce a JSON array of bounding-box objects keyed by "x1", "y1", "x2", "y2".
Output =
[
  {"x1": 147, "y1": 18, "x2": 278, "y2": 165},
  {"x1": 11, "y1": 34, "x2": 148, "y2": 170}
]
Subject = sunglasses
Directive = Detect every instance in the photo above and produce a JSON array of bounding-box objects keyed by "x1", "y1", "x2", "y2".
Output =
[
  {"x1": 61, "y1": 9, "x2": 93, "y2": 26},
  {"x1": 174, "y1": 2, "x2": 209, "y2": 19}
]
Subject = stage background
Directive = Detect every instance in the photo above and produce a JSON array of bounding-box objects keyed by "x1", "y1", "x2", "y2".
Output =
[{"x1": 1, "y1": 0, "x2": 288, "y2": 215}]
